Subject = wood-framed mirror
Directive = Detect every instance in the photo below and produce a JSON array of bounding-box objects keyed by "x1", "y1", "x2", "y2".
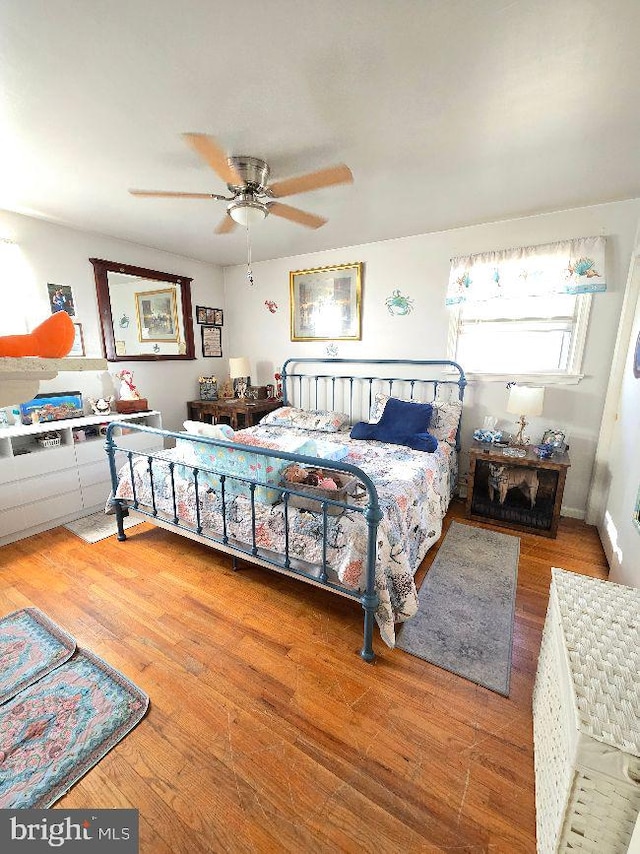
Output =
[{"x1": 90, "y1": 258, "x2": 196, "y2": 361}]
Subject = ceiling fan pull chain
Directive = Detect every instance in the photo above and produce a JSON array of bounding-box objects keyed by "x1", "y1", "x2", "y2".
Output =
[{"x1": 246, "y1": 222, "x2": 255, "y2": 286}]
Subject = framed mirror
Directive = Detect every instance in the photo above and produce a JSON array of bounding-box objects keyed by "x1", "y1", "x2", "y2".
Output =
[{"x1": 90, "y1": 258, "x2": 195, "y2": 361}]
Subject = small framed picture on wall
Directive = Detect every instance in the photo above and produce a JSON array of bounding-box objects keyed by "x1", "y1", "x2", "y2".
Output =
[
  {"x1": 201, "y1": 325, "x2": 222, "y2": 357},
  {"x1": 69, "y1": 322, "x2": 86, "y2": 356},
  {"x1": 196, "y1": 306, "x2": 224, "y2": 326},
  {"x1": 47, "y1": 283, "x2": 76, "y2": 317}
]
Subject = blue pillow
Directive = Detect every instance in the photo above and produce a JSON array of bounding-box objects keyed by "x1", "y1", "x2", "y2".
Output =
[{"x1": 350, "y1": 397, "x2": 438, "y2": 452}]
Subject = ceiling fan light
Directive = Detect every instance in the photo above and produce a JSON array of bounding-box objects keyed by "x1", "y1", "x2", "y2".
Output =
[{"x1": 228, "y1": 200, "x2": 268, "y2": 226}]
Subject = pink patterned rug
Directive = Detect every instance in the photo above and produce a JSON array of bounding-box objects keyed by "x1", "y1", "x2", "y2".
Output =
[
  {"x1": 0, "y1": 608, "x2": 76, "y2": 704},
  {"x1": 0, "y1": 609, "x2": 149, "y2": 808}
]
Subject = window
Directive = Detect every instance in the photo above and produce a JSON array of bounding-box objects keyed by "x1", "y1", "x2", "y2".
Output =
[
  {"x1": 445, "y1": 236, "x2": 605, "y2": 382},
  {"x1": 448, "y1": 292, "x2": 592, "y2": 379}
]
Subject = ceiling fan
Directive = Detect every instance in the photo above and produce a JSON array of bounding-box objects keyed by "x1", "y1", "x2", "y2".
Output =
[{"x1": 130, "y1": 133, "x2": 354, "y2": 235}]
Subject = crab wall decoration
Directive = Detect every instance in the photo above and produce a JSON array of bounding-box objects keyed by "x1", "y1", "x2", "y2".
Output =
[{"x1": 385, "y1": 289, "x2": 414, "y2": 316}]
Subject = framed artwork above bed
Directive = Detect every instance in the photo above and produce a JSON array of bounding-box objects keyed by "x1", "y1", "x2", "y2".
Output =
[{"x1": 290, "y1": 262, "x2": 363, "y2": 341}]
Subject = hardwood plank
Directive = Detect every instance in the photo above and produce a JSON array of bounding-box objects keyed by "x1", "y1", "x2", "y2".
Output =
[{"x1": 0, "y1": 499, "x2": 609, "y2": 852}]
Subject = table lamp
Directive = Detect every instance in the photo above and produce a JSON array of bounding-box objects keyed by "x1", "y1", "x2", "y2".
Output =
[
  {"x1": 507, "y1": 385, "x2": 545, "y2": 447},
  {"x1": 229, "y1": 357, "x2": 251, "y2": 399}
]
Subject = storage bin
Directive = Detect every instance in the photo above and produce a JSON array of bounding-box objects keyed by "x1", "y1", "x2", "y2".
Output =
[
  {"x1": 283, "y1": 468, "x2": 358, "y2": 515},
  {"x1": 37, "y1": 435, "x2": 62, "y2": 448},
  {"x1": 533, "y1": 568, "x2": 640, "y2": 853}
]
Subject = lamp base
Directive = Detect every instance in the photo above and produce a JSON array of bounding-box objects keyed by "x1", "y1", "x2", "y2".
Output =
[{"x1": 509, "y1": 416, "x2": 529, "y2": 448}]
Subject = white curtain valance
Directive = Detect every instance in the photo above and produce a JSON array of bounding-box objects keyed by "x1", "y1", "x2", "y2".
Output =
[{"x1": 446, "y1": 236, "x2": 606, "y2": 306}]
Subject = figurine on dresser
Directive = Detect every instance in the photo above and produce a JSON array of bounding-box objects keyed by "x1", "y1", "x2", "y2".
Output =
[
  {"x1": 116, "y1": 369, "x2": 141, "y2": 400},
  {"x1": 89, "y1": 396, "x2": 115, "y2": 415},
  {"x1": 114, "y1": 370, "x2": 148, "y2": 413}
]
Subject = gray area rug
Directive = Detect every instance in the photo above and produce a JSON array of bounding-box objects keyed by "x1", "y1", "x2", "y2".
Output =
[
  {"x1": 396, "y1": 520, "x2": 520, "y2": 696},
  {"x1": 64, "y1": 511, "x2": 144, "y2": 544}
]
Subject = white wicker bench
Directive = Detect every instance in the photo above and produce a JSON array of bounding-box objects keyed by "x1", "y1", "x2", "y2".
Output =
[{"x1": 533, "y1": 568, "x2": 640, "y2": 853}]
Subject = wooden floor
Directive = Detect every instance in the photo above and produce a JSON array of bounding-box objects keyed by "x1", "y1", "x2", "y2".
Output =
[{"x1": 0, "y1": 500, "x2": 609, "y2": 853}]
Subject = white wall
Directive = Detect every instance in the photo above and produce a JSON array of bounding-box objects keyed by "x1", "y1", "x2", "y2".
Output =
[
  {"x1": 0, "y1": 210, "x2": 224, "y2": 431},
  {"x1": 597, "y1": 248, "x2": 640, "y2": 588},
  {"x1": 3, "y1": 199, "x2": 639, "y2": 521},
  {"x1": 223, "y1": 198, "x2": 640, "y2": 518}
]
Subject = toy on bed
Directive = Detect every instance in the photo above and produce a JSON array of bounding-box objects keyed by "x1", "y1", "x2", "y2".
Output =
[
  {"x1": 0, "y1": 312, "x2": 75, "y2": 358},
  {"x1": 183, "y1": 420, "x2": 234, "y2": 440},
  {"x1": 282, "y1": 464, "x2": 338, "y2": 490}
]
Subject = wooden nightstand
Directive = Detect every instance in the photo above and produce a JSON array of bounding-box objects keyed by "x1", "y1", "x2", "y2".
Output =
[
  {"x1": 187, "y1": 398, "x2": 282, "y2": 430},
  {"x1": 466, "y1": 443, "x2": 571, "y2": 538}
]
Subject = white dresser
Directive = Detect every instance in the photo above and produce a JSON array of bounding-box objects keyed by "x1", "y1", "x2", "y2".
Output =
[
  {"x1": 533, "y1": 568, "x2": 640, "y2": 853},
  {"x1": 0, "y1": 410, "x2": 163, "y2": 546}
]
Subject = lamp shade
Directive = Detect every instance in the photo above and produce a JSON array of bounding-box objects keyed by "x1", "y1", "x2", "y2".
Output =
[
  {"x1": 507, "y1": 385, "x2": 545, "y2": 417},
  {"x1": 229, "y1": 201, "x2": 268, "y2": 227},
  {"x1": 228, "y1": 357, "x2": 250, "y2": 379}
]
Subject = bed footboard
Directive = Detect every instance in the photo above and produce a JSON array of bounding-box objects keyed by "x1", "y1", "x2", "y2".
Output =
[{"x1": 105, "y1": 422, "x2": 383, "y2": 662}]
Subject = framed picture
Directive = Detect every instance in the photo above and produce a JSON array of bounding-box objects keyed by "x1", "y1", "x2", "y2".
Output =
[
  {"x1": 135, "y1": 288, "x2": 179, "y2": 342},
  {"x1": 541, "y1": 429, "x2": 567, "y2": 454},
  {"x1": 69, "y1": 322, "x2": 86, "y2": 356},
  {"x1": 196, "y1": 306, "x2": 223, "y2": 325},
  {"x1": 290, "y1": 262, "x2": 363, "y2": 341},
  {"x1": 199, "y1": 376, "x2": 218, "y2": 400},
  {"x1": 47, "y1": 283, "x2": 76, "y2": 317},
  {"x1": 201, "y1": 325, "x2": 222, "y2": 358}
]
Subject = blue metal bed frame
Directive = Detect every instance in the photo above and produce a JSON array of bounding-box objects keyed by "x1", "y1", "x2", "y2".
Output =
[{"x1": 106, "y1": 358, "x2": 466, "y2": 662}]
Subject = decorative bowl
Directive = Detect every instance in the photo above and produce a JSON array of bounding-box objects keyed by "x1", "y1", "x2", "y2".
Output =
[
  {"x1": 473, "y1": 428, "x2": 503, "y2": 444},
  {"x1": 533, "y1": 443, "x2": 555, "y2": 459}
]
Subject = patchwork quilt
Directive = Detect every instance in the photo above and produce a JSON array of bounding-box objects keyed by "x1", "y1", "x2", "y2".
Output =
[{"x1": 111, "y1": 425, "x2": 457, "y2": 647}]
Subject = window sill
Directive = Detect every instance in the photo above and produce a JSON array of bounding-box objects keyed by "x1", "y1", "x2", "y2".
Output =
[{"x1": 453, "y1": 371, "x2": 585, "y2": 385}]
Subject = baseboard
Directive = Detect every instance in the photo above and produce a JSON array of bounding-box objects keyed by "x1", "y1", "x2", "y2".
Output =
[
  {"x1": 560, "y1": 506, "x2": 585, "y2": 520},
  {"x1": 0, "y1": 508, "x2": 94, "y2": 547}
]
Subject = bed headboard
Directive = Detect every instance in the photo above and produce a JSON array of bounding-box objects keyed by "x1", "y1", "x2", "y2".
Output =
[{"x1": 281, "y1": 358, "x2": 467, "y2": 447}]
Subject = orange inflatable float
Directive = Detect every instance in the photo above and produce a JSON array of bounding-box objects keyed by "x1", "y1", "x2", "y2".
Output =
[{"x1": 0, "y1": 312, "x2": 75, "y2": 358}]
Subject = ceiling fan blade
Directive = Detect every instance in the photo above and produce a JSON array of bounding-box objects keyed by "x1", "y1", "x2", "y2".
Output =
[
  {"x1": 129, "y1": 189, "x2": 227, "y2": 199},
  {"x1": 182, "y1": 133, "x2": 245, "y2": 187},
  {"x1": 268, "y1": 164, "x2": 353, "y2": 199},
  {"x1": 214, "y1": 214, "x2": 238, "y2": 235},
  {"x1": 267, "y1": 201, "x2": 327, "y2": 229}
]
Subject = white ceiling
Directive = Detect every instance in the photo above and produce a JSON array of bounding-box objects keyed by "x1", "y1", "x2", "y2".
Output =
[{"x1": 1, "y1": 0, "x2": 639, "y2": 267}]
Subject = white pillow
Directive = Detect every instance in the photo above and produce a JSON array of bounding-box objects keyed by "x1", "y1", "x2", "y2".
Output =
[
  {"x1": 183, "y1": 420, "x2": 235, "y2": 440},
  {"x1": 368, "y1": 392, "x2": 391, "y2": 423},
  {"x1": 429, "y1": 400, "x2": 463, "y2": 445},
  {"x1": 260, "y1": 406, "x2": 349, "y2": 433}
]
